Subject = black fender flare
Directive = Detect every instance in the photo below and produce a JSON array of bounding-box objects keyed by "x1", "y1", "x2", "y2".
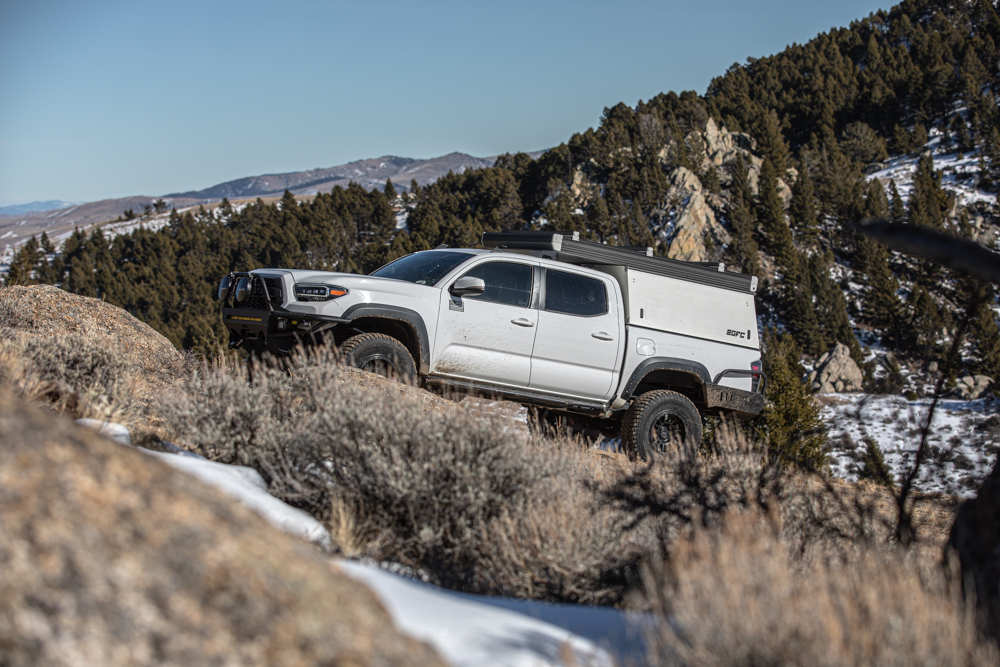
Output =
[
  {"x1": 340, "y1": 304, "x2": 431, "y2": 374},
  {"x1": 619, "y1": 357, "x2": 712, "y2": 401}
]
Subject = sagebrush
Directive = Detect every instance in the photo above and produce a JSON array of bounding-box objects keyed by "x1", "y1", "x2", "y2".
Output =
[
  {"x1": 641, "y1": 508, "x2": 995, "y2": 667},
  {"x1": 159, "y1": 345, "x2": 958, "y2": 614}
]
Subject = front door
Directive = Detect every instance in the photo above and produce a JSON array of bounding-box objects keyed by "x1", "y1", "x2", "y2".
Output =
[
  {"x1": 529, "y1": 268, "x2": 622, "y2": 400},
  {"x1": 432, "y1": 259, "x2": 538, "y2": 387}
]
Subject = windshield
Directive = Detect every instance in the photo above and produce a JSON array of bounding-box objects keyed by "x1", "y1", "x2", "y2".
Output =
[{"x1": 369, "y1": 250, "x2": 474, "y2": 285}]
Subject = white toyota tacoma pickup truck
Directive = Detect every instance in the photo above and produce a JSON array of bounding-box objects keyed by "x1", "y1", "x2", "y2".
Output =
[{"x1": 218, "y1": 231, "x2": 765, "y2": 458}]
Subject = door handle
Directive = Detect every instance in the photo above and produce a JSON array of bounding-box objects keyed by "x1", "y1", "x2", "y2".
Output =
[
  {"x1": 591, "y1": 332, "x2": 613, "y2": 341},
  {"x1": 511, "y1": 318, "x2": 535, "y2": 327}
]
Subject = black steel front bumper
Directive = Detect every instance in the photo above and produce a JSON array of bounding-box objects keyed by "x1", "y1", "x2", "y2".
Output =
[{"x1": 222, "y1": 306, "x2": 349, "y2": 356}]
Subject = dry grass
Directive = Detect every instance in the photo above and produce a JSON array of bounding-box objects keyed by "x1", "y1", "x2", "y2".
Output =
[
  {"x1": 159, "y1": 350, "x2": 952, "y2": 610},
  {"x1": 0, "y1": 333, "x2": 144, "y2": 424},
  {"x1": 640, "y1": 508, "x2": 996, "y2": 667},
  {"x1": 158, "y1": 345, "x2": 641, "y2": 603},
  {"x1": 157, "y1": 344, "x2": 967, "y2": 618}
]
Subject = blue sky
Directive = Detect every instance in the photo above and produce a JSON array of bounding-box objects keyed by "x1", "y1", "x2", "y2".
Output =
[{"x1": 0, "y1": 0, "x2": 889, "y2": 206}]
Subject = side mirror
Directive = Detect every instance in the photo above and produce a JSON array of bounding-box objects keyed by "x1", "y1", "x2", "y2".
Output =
[
  {"x1": 450, "y1": 276, "x2": 486, "y2": 297},
  {"x1": 234, "y1": 277, "x2": 250, "y2": 303}
]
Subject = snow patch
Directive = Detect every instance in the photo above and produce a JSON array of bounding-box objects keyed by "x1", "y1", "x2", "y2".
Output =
[
  {"x1": 822, "y1": 394, "x2": 998, "y2": 497},
  {"x1": 142, "y1": 449, "x2": 332, "y2": 549},
  {"x1": 338, "y1": 560, "x2": 645, "y2": 667}
]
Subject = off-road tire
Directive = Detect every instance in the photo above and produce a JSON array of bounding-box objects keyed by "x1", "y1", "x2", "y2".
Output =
[
  {"x1": 339, "y1": 333, "x2": 416, "y2": 382},
  {"x1": 621, "y1": 390, "x2": 702, "y2": 461}
]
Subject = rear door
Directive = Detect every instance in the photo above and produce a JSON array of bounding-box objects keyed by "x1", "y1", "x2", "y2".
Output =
[
  {"x1": 529, "y1": 268, "x2": 622, "y2": 400},
  {"x1": 431, "y1": 258, "x2": 539, "y2": 387}
]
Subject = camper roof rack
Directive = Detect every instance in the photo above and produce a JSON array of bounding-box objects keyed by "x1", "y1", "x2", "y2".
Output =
[{"x1": 480, "y1": 230, "x2": 757, "y2": 294}]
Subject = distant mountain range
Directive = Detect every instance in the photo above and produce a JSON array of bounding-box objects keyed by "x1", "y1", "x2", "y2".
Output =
[
  {"x1": 166, "y1": 152, "x2": 501, "y2": 200},
  {"x1": 0, "y1": 200, "x2": 81, "y2": 216},
  {"x1": 0, "y1": 151, "x2": 522, "y2": 248}
]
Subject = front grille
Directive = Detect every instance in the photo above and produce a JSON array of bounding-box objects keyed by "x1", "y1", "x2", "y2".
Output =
[{"x1": 244, "y1": 276, "x2": 282, "y2": 310}]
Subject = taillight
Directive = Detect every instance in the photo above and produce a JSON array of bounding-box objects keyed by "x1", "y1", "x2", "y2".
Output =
[{"x1": 751, "y1": 360, "x2": 762, "y2": 393}]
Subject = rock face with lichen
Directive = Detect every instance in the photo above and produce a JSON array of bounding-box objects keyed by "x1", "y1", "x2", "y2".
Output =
[
  {"x1": 810, "y1": 342, "x2": 864, "y2": 393},
  {"x1": 567, "y1": 117, "x2": 767, "y2": 264},
  {"x1": 0, "y1": 388, "x2": 445, "y2": 667},
  {"x1": 657, "y1": 166, "x2": 731, "y2": 262}
]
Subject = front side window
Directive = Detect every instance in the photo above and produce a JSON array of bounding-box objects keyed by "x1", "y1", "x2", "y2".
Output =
[
  {"x1": 545, "y1": 270, "x2": 607, "y2": 316},
  {"x1": 370, "y1": 250, "x2": 474, "y2": 285},
  {"x1": 459, "y1": 261, "x2": 533, "y2": 308}
]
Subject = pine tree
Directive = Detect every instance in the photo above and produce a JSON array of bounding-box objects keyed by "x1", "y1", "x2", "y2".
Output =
[
  {"x1": 858, "y1": 436, "x2": 895, "y2": 488},
  {"x1": 888, "y1": 180, "x2": 906, "y2": 222},
  {"x1": 756, "y1": 109, "x2": 789, "y2": 174},
  {"x1": 726, "y1": 155, "x2": 760, "y2": 277},
  {"x1": 907, "y1": 285, "x2": 946, "y2": 358},
  {"x1": 863, "y1": 178, "x2": 889, "y2": 219},
  {"x1": 35, "y1": 231, "x2": 61, "y2": 285},
  {"x1": 856, "y1": 234, "x2": 905, "y2": 345},
  {"x1": 967, "y1": 282, "x2": 1000, "y2": 380},
  {"x1": 908, "y1": 153, "x2": 949, "y2": 229},
  {"x1": 5, "y1": 235, "x2": 40, "y2": 286},
  {"x1": 758, "y1": 330, "x2": 828, "y2": 471},
  {"x1": 757, "y1": 158, "x2": 796, "y2": 270},
  {"x1": 788, "y1": 162, "x2": 819, "y2": 246},
  {"x1": 808, "y1": 251, "x2": 862, "y2": 361}
]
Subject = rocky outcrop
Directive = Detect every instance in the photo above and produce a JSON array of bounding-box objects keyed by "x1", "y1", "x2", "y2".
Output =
[
  {"x1": 947, "y1": 460, "x2": 1000, "y2": 641},
  {"x1": 659, "y1": 166, "x2": 731, "y2": 262},
  {"x1": 700, "y1": 117, "x2": 762, "y2": 194},
  {"x1": 0, "y1": 388, "x2": 445, "y2": 667},
  {"x1": 948, "y1": 374, "x2": 993, "y2": 400},
  {"x1": 809, "y1": 342, "x2": 864, "y2": 393}
]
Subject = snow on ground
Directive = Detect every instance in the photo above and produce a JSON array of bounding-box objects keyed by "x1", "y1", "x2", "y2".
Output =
[
  {"x1": 820, "y1": 393, "x2": 999, "y2": 497},
  {"x1": 340, "y1": 560, "x2": 648, "y2": 667},
  {"x1": 867, "y1": 129, "x2": 996, "y2": 211},
  {"x1": 73, "y1": 421, "x2": 651, "y2": 666},
  {"x1": 141, "y1": 447, "x2": 333, "y2": 549}
]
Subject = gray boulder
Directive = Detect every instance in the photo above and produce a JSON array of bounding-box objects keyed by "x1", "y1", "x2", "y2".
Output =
[
  {"x1": 949, "y1": 374, "x2": 993, "y2": 400},
  {"x1": 809, "y1": 342, "x2": 864, "y2": 393},
  {"x1": 0, "y1": 389, "x2": 445, "y2": 667}
]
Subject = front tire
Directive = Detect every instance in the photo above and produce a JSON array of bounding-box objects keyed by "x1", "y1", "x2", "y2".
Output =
[
  {"x1": 339, "y1": 333, "x2": 416, "y2": 381},
  {"x1": 621, "y1": 390, "x2": 702, "y2": 461}
]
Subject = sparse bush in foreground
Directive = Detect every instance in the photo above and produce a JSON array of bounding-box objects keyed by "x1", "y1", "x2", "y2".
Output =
[
  {"x1": 641, "y1": 509, "x2": 995, "y2": 667},
  {"x1": 160, "y1": 345, "x2": 960, "y2": 618},
  {"x1": 159, "y1": 346, "x2": 642, "y2": 603},
  {"x1": 19, "y1": 334, "x2": 134, "y2": 396},
  {"x1": 0, "y1": 332, "x2": 141, "y2": 421}
]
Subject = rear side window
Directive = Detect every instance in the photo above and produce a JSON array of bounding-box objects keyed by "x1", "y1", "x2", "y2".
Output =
[
  {"x1": 460, "y1": 261, "x2": 533, "y2": 308},
  {"x1": 545, "y1": 270, "x2": 607, "y2": 316}
]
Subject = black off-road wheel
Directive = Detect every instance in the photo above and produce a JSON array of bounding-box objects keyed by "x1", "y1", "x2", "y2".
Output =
[
  {"x1": 339, "y1": 333, "x2": 416, "y2": 382},
  {"x1": 621, "y1": 390, "x2": 703, "y2": 461}
]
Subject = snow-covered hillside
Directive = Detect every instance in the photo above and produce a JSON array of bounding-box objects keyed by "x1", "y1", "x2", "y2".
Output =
[{"x1": 822, "y1": 394, "x2": 998, "y2": 497}]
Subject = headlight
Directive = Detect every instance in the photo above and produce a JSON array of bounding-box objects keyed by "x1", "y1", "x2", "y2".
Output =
[
  {"x1": 234, "y1": 277, "x2": 250, "y2": 303},
  {"x1": 217, "y1": 276, "x2": 232, "y2": 301},
  {"x1": 294, "y1": 283, "x2": 348, "y2": 302}
]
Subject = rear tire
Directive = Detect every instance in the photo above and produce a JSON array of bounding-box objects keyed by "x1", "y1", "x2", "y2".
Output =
[
  {"x1": 621, "y1": 390, "x2": 702, "y2": 461},
  {"x1": 339, "y1": 333, "x2": 416, "y2": 382}
]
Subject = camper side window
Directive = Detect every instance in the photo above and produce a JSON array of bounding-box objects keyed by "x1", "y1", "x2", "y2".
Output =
[{"x1": 544, "y1": 270, "x2": 607, "y2": 316}]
